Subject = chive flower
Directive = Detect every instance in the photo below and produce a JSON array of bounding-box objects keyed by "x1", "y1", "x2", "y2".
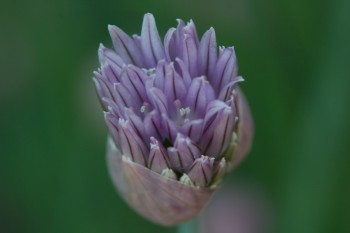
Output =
[{"x1": 93, "y1": 13, "x2": 253, "y2": 226}]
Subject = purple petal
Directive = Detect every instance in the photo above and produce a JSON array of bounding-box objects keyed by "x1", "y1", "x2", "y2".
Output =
[
  {"x1": 163, "y1": 63, "x2": 186, "y2": 104},
  {"x1": 98, "y1": 44, "x2": 124, "y2": 75},
  {"x1": 182, "y1": 34, "x2": 199, "y2": 77},
  {"x1": 93, "y1": 76, "x2": 112, "y2": 110},
  {"x1": 164, "y1": 27, "x2": 176, "y2": 62},
  {"x1": 167, "y1": 147, "x2": 183, "y2": 172},
  {"x1": 144, "y1": 110, "x2": 163, "y2": 142},
  {"x1": 120, "y1": 66, "x2": 150, "y2": 104},
  {"x1": 200, "y1": 101, "x2": 236, "y2": 157},
  {"x1": 185, "y1": 76, "x2": 216, "y2": 117},
  {"x1": 154, "y1": 60, "x2": 167, "y2": 91},
  {"x1": 124, "y1": 108, "x2": 148, "y2": 143},
  {"x1": 183, "y1": 20, "x2": 199, "y2": 47},
  {"x1": 212, "y1": 47, "x2": 238, "y2": 92},
  {"x1": 175, "y1": 58, "x2": 192, "y2": 87},
  {"x1": 187, "y1": 155, "x2": 215, "y2": 187},
  {"x1": 173, "y1": 133, "x2": 202, "y2": 172},
  {"x1": 118, "y1": 119, "x2": 149, "y2": 165},
  {"x1": 108, "y1": 25, "x2": 144, "y2": 66},
  {"x1": 180, "y1": 119, "x2": 204, "y2": 143},
  {"x1": 141, "y1": 13, "x2": 166, "y2": 68},
  {"x1": 104, "y1": 111, "x2": 120, "y2": 148},
  {"x1": 113, "y1": 82, "x2": 141, "y2": 111},
  {"x1": 217, "y1": 76, "x2": 244, "y2": 101},
  {"x1": 147, "y1": 87, "x2": 168, "y2": 113},
  {"x1": 148, "y1": 137, "x2": 170, "y2": 174},
  {"x1": 198, "y1": 28, "x2": 217, "y2": 78},
  {"x1": 160, "y1": 113, "x2": 178, "y2": 143}
]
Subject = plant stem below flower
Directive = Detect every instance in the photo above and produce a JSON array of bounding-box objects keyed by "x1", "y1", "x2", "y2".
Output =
[{"x1": 177, "y1": 218, "x2": 198, "y2": 233}]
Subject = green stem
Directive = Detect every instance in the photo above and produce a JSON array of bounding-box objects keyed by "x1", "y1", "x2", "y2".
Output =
[{"x1": 177, "y1": 218, "x2": 198, "y2": 233}]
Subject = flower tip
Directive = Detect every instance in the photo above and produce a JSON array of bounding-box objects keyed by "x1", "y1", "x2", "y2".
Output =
[{"x1": 143, "y1": 12, "x2": 155, "y2": 22}]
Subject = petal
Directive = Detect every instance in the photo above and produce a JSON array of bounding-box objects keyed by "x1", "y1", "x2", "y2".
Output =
[
  {"x1": 144, "y1": 110, "x2": 163, "y2": 141},
  {"x1": 175, "y1": 58, "x2": 192, "y2": 87},
  {"x1": 217, "y1": 76, "x2": 244, "y2": 101},
  {"x1": 104, "y1": 111, "x2": 120, "y2": 148},
  {"x1": 187, "y1": 155, "x2": 215, "y2": 187},
  {"x1": 141, "y1": 13, "x2": 166, "y2": 68},
  {"x1": 173, "y1": 133, "x2": 202, "y2": 172},
  {"x1": 163, "y1": 63, "x2": 186, "y2": 104},
  {"x1": 185, "y1": 76, "x2": 216, "y2": 117},
  {"x1": 182, "y1": 34, "x2": 199, "y2": 77},
  {"x1": 183, "y1": 19, "x2": 199, "y2": 47},
  {"x1": 120, "y1": 65, "x2": 150, "y2": 103},
  {"x1": 200, "y1": 101, "x2": 236, "y2": 157},
  {"x1": 118, "y1": 119, "x2": 148, "y2": 165},
  {"x1": 113, "y1": 82, "x2": 141, "y2": 110},
  {"x1": 148, "y1": 137, "x2": 171, "y2": 174},
  {"x1": 212, "y1": 47, "x2": 238, "y2": 92},
  {"x1": 124, "y1": 108, "x2": 148, "y2": 143},
  {"x1": 198, "y1": 28, "x2": 217, "y2": 78},
  {"x1": 160, "y1": 113, "x2": 178, "y2": 143},
  {"x1": 154, "y1": 59, "x2": 167, "y2": 91},
  {"x1": 180, "y1": 119, "x2": 204, "y2": 142},
  {"x1": 108, "y1": 25, "x2": 144, "y2": 66},
  {"x1": 98, "y1": 44, "x2": 124, "y2": 74},
  {"x1": 164, "y1": 27, "x2": 176, "y2": 62},
  {"x1": 93, "y1": 75, "x2": 113, "y2": 110},
  {"x1": 147, "y1": 87, "x2": 168, "y2": 113}
]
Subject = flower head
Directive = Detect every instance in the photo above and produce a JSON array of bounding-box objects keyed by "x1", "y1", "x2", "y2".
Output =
[{"x1": 94, "y1": 13, "x2": 253, "y2": 226}]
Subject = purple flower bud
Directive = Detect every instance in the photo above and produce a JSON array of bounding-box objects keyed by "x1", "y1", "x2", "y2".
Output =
[
  {"x1": 93, "y1": 13, "x2": 253, "y2": 226},
  {"x1": 148, "y1": 137, "x2": 170, "y2": 174},
  {"x1": 187, "y1": 155, "x2": 215, "y2": 187}
]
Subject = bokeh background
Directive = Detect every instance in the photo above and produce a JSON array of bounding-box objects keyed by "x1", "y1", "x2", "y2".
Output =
[{"x1": 1, "y1": 0, "x2": 350, "y2": 232}]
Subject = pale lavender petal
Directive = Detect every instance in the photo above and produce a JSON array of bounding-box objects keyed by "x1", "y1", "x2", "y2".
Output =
[
  {"x1": 164, "y1": 27, "x2": 176, "y2": 62},
  {"x1": 180, "y1": 119, "x2": 204, "y2": 143},
  {"x1": 104, "y1": 111, "x2": 120, "y2": 148},
  {"x1": 182, "y1": 34, "x2": 199, "y2": 77},
  {"x1": 212, "y1": 47, "x2": 238, "y2": 91},
  {"x1": 200, "y1": 101, "x2": 235, "y2": 157},
  {"x1": 174, "y1": 133, "x2": 202, "y2": 172},
  {"x1": 187, "y1": 155, "x2": 215, "y2": 187},
  {"x1": 183, "y1": 20, "x2": 199, "y2": 47},
  {"x1": 93, "y1": 76, "x2": 112, "y2": 110},
  {"x1": 160, "y1": 113, "x2": 178, "y2": 143},
  {"x1": 163, "y1": 63, "x2": 186, "y2": 104},
  {"x1": 185, "y1": 76, "x2": 216, "y2": 117},
  {"x1": 141, "y1": 13, "x2": 166, "y2": 68},
  {"x1": 217, "y1": 76, "x2": 244, "y2": 101},
  {"x1": 147, "y1": 87, "x2": 168, "y2": 113},
  {"x1": 113, "y1": 82, "x2": 141, "y2": 110},
  {"x1": 198, "y1": 28, "x2": 217, "y2": 77},
  {"x1": 98, "y1": 44, "x2": 124, "y2": 75},
  {"x1": 154, "y1": 59, "x2": 167, "y2": 90},
  {"x1": 144, "y1": 110, "x2": 163, "y2": 142},
  {"x1": 108, "y1": 25, "x2": 144, "y2": 66},
  {"x1": 100, "y1": 63, "x2": 121, "y2": 83},
  {"x1": 167, "y1": 147, "x2": 183, "y2": 172},
  {"x1": 175, "y1": 58, "x2": 192, "y2": 87},
  {"x1": 148, "y1": 137, "x2": 170, "y2": 173},
  {"x1": 124, "y1": 108, "x2": 148, "y2": 142},
  {"x1": 120, "y1": 66, "x2": 150, "y2": 103},
  {"x1": 118, "y1": 119, "x2": 148, "y2": 165}
]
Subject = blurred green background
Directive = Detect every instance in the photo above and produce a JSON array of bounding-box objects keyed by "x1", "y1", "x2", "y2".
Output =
[{"x1": 1, "y1": 0, "x2": 349, "y2": 232}]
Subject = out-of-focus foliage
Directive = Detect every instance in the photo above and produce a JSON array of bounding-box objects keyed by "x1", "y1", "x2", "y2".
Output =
[{"x1": 0, "y1": 0, "x2": 349, "y2": 233}]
